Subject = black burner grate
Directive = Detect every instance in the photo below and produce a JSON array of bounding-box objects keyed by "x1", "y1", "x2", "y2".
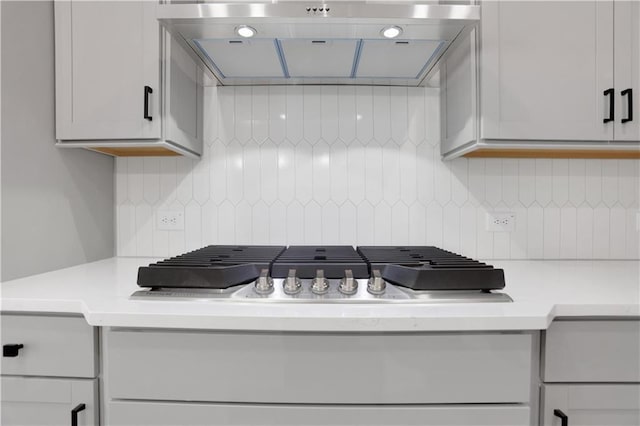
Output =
[
  {"x1": 357, "y1": 246, "x2": 505, "y2": 291},
  {"x1": 137, "y1": 245, "x2": 286, "y2": 289},
  {"x1": 138, "y1": 245, "x2": 505, "y2": 292},
  {"x1": 271, "y1": 246, "x2": 369, "y2": 278}
]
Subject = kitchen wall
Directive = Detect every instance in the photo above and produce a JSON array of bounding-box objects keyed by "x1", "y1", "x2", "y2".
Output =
[
  {"x1": 1, "y1": 1, "x2": 114, "y2": 281},
  {"x1": 116, "y1": 86, "x2": 640, "y2": 259}
]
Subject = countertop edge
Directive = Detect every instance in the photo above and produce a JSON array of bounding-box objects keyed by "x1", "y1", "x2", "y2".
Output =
[{"x1": 4, "y1": 299, "x2": 640, "y2": 332}]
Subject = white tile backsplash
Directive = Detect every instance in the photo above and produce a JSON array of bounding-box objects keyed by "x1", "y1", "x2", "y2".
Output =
[{"x1": 116, "y1": 86, "x2": 640, "y2": 259}]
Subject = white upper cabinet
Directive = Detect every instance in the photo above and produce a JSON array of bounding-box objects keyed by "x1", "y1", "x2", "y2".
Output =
[
  {"x1": 614, "y1": 1, "x2": 640, "y2": 141},
  {"x1": 480, "y1": 1, "x2": 614, "y2": 141},
  {"x1": 55, "y1": 1, "x2": 160, "y2": 140},
  {"x1": 441, "y1": 0, "x2": 640, "y2": 159},
  {"x1": 441, "y1": 29, "x2": 478, "y2": 155},
  {"x1": 55, "y1": 1, "x2": 203, "y2": 158}
]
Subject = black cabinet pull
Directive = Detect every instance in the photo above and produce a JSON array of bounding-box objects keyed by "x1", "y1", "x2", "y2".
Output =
[
  {"x1": 3, "y1": 344, "x2": 24, "y2": 357},
  {"x1": 553, "y1": 409, "x2": 569, "y2": 426},
  {"x1": 622, "y1": 88, "x2": 633, "y2": 123},
  {"x1": 144, "y1": 85, "x2": 153, "y2": 121},
  {"x1": 603, "y1": 88, "x2": 614, "y2": 123},
  {"x1": 71, "y1": 403, "x2": 86, "y2": 426}
]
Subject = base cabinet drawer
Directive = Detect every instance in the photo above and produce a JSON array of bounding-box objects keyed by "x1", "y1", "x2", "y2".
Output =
[
  {"x1": 1, "y1": 376, "x2": 99, "y2": 426},
  {"x1": 1, "y1": 314, "x2": 97, "y2": 378},
  {"x1": 541, "y1": 384, "x2": 640, "y2": 426},
  {"x1": 108, "y1": 401, "x2": 531, "y2": 426},
  {"x1": 544, "y1": 320, "x2": 640, "y2": 382},
  {"x1": 106, "y1": 329, "x2": 533, "y2": 404}
]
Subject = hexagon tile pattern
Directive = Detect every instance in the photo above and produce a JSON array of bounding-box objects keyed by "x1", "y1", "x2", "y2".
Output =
[{"x1": 116, "y1": 86, "x2": 640, "y2": 260}]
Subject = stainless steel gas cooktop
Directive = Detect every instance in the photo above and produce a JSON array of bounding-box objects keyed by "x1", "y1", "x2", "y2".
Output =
[{"x1": 131, "y1": 245, "x2": 511, "y2": 304}]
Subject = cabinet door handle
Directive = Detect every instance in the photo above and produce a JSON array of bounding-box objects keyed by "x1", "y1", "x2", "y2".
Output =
[
  {"x1": 3, "y1": 344, "x2": 24, "y2": 357},
  {"x1": 144, "y1": 85, "x2": 153, "y2": 121},
  {"x1": 553, "y1": 409, "x2": 569, "y2": 426},
  {"x1": 71, "y1": 403, "x2": 86, "y2": 426},
  {"x1": 622, "y1": 88, "x2": 633, "y2": 123},
  {"x1": 603, "y1": 88, "x2": 614, "y2": 123}
]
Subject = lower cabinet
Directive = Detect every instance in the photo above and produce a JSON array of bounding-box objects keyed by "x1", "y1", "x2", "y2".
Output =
[
  {"x1": 541, "y1": 320, "x2": 640, "y2": 426},
  {"x1": 106, "y1": 329, "x2": 533, "y2": 404},
  {"x1": 108, "y1": 401, "x2": 531, "y2": 426},
  {"x1": 543, "y1": 320, "x2": 640, "y2": 382},
  {"x1": 1, "y1": 376, "x2": 99, "y2": 426},
  {"x1": 541, "y1": 384, "x2": 640, "y2": 426},
  {"x1": 1, "y1": 314, "x2": 98, "y2": 378},
  {"x1": 104, "y1": 328, "x2": 537, "y2": 425}
]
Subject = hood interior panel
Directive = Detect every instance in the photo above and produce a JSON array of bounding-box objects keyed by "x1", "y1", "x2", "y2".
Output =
[
  {"x1": 194, "y1": 39, "x2": 285, "y2": 79},
  {"x1": 279, "y1": 39, "x2": 360, "y2": 78},
  {"x1": 356, "y1": 39, "x2": 444, "y2": 79}
]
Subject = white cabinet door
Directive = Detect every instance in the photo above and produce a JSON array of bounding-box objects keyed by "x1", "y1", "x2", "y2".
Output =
[
  {"x1": 542, "y1": 384, "x2": 640, "y2": 426},
  {"x1": 543, "y1": 320, "x2": 640, "y2": 383},
  {"x1": 1, "y1": 314, "x2": 97, "y2": 378},
  {"x1": 480, "y1": 1, "x2": 614, "y2": 141},
  {"x1": 1, "y1": 377, "x2": 98, "y2": 426},
  {"x1": 163, "y1": 32, "x2": 204, "y2": 155},
  {"x1": 614, "y1": 0, "x2": 640, "y2": 141},
  {"x1": 55, "y1": 0, "x2": 161, "y2": 140},
  {"x1": 440, "y1": 28, "x2": 478, "y2": 155},
  {"x1": 108, "y1": 401, "x2": 530, "y2": 426},
  {"x1": 107, "y1": 329, "x2": 532, "y2": 404}
]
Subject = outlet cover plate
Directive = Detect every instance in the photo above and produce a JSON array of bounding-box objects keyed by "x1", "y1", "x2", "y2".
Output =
[
  {"x1": 485, "y1": 212, "x2": 516, "y2": 232},
  {"x1": 157, "y1": 209, "x2": 184, "y2": 231}
]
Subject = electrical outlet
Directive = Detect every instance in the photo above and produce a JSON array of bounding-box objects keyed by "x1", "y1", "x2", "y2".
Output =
[
  {"x1": 157, "y1": 209, "x2": 184, "y2": 231},
  {"x1": 485, "y1": 212, "x2": 516, "y2": 232}
]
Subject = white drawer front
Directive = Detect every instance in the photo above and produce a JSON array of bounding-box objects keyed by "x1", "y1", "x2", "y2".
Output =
[
  {"x1": 108, "y1": 401, "x2": 531, "y2": 426},
  {"x1": 541, "y1": 384, "x2": 640, "y2": 426},
  {"x1": 544, "y1": 320, "x2": 640, "y2": 382},
  {"x1": 1, "y1": 314, "x2": 97, "y2": 378},
  {"x1": 107, "y1": 329, "x2": 533, "y2": 404},
  {"x1": 1, "y1": 376, "x2": 99, "y2": 426}
]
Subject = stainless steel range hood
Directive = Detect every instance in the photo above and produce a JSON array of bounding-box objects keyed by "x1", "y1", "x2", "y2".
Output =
[{"x1": 157, "y1": 1, "x2": 479, "y2": 87}]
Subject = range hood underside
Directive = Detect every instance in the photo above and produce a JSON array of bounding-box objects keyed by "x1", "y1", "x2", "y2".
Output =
[{"x1": 158, "y1": 2, "x2": 479, "y2": 87}]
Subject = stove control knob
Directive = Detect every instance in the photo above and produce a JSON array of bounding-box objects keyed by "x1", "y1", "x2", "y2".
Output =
[
  {"x1": 311, "y1": 269, "x2": 329, "y2": 295},
  {"x1": 367, "y1": 269, "x2": 386, "y2": 295},
  {"x1": 283, "y1": 269, "x2": 302, "y2": 295},
  {"x1": 338, "y1": 269, "x2": 358, "y2": 295},
  {"x1": 254, "y1": 269, "x2": 274, "y2": 295}
]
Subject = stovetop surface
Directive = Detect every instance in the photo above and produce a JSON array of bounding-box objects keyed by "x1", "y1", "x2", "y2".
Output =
[
  {"x1": 132, "y1": 283, "x2": 512, "y2": 304},
  {"x1": 134, "y1": 245, "x2": 509, "y2": 303}
]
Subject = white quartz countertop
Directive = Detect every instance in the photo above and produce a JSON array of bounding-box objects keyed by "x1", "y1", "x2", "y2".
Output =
[{"x1": 1, "y1": 257, "x2": 638, "y2": 331}]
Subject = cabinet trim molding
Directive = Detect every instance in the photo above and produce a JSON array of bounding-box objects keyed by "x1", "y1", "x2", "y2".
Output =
[{"x1": 464, "y1": 148, "x2": 640, "y2": 159}]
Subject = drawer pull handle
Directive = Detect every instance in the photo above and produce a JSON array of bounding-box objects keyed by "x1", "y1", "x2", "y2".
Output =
[
  {"x1": 553, "y1": 409, "x2": 568, "y2": 426},
  {"x1": 71, "y1": 403, "x2": 86, "y2": 426},
  {"x1": 622, "y1": 88, "x2": 633, "y2": 123},
  {"x1": 2, "y1": 344, "x2": 24, "y2": 357},
  {"x1": 603, "y1": 88, "x2": 615, "y2": 123},
  {"x1": 144, "y1": 85, "x2": 153, "y2": 121}
]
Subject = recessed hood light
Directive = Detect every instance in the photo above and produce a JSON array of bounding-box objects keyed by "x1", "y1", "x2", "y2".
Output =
[
  {"x1": 381, "y1": 25, "x2": 403, "y2": 39},
  {"x1": 235, "y1": 25, "x2": 257, "y2": 38}
]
